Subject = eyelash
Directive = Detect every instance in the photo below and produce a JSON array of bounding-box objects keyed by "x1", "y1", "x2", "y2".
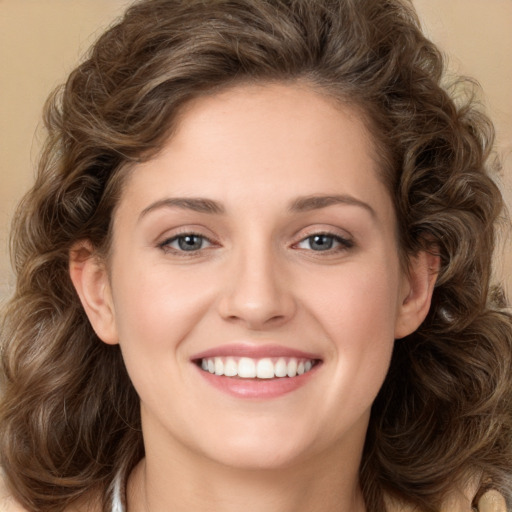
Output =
[
  {"x1": 293, "y1": 232, "x2": 354, "y2": 253},
  {"x1": 157, "y1": 231, "x2": 354, "y2": 256},
  {"x1": 158, "y1": 232, "x2": 216, "y2": 255}
]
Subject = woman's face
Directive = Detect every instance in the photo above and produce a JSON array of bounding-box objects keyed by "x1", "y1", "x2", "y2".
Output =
[{"x1": 77, "y1": 83, "x2": 432, "y2": 472}]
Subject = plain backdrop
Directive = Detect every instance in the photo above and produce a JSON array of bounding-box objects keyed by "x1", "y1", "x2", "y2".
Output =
[{"x1": 1, "y1": 0, "x2": 511, "y2": 303}]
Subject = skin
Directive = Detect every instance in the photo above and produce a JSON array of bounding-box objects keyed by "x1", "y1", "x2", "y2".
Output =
[{"x1": 70, "y1": 83, "x2": 438, "y2": 512}]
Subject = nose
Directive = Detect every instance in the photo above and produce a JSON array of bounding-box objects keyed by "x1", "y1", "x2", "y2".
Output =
[{"x1": 217, "y1": 245, "x2": 297, "y2": 330}]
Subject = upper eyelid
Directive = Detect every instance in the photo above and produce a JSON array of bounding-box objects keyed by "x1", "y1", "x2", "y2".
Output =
[
  {"x1": 292, "y1": 226, "x2": 354, "y2": 243},
  {"x1": 294, "y1": 233, "x2": 354, "y2": 248},
  {"x1": 156, "y1": 225, "x2": 218, "y2": 244},
  {"x1": 159, "y1": 232, "x2": 215, "y2": 246},
  {"x1": 157, "y1": 233, "x2": 217, "y2": 257},
  {"x1": 155, "y1": 226, "x2": 354, "y2": 248}
]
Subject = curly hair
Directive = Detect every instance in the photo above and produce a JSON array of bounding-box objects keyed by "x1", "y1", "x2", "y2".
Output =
[{"x1": 1, "y1": 0, "x2": 511, "y2": 511}]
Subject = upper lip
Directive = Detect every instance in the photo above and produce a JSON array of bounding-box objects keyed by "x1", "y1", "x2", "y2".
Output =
[{"x1": 191, "y1": 343, "x2": 322, "y2": 361}]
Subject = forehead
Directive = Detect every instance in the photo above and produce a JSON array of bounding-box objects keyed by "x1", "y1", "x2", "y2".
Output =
[
  {"x1": 115, "y1": 83, "x2": 392, "y2": 222},
  {"x1": 173, "y1": 82, "x2": 378, "y2": 164}
]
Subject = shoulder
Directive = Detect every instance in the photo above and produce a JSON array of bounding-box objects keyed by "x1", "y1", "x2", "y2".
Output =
[
  {"x1": 0, "y1": 470, "x2": 102, "y2": 512},
  {"x1": 385, "y1": 480, "x2": 507, "y2": 512},
  {"x1": 477, "y1": 490, "x2": 508, "y2": 512},
  {"x1": 0, "y1": 471, "x2": 28, "y2": 512}
]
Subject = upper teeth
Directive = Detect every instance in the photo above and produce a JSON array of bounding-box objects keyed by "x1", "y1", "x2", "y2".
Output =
[{"x1": 200, "y1": 357, "x2": 315, "y2": 379}]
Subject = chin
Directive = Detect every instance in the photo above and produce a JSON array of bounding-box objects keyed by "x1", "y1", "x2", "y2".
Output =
[
  {"x1": 204, "y1": 442, "x2": 312, "y2": 472},
  {"x1": 191, "y1": 421, "x2": 324, "y2": 472}
]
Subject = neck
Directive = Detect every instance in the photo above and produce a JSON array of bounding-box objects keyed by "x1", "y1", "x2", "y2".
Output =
[{"x1": 127, "y1": 443, "x2": 366, "y2": 512}]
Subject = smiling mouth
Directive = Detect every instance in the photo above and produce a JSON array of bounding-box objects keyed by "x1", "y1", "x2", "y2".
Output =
[{"x1": 196, "y1": 357, "x2": 320, "y2": 379}]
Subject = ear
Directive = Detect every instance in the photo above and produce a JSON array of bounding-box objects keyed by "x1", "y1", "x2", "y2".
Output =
[
  {"x1": 394, "y1": 250, "x2": 440, "y2": 339},
  {"x1": 69, "y1": 240, "x2": 119, "y2": 345}
]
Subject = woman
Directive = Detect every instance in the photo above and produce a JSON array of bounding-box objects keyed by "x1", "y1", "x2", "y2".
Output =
[{"x1": 1, "y1": 0, "x2": 511, "y2": 511}]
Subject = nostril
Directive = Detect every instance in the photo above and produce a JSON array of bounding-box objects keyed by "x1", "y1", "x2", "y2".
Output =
[{"x1": 216, "y1": 271, "x2": 298, "y2": 330}]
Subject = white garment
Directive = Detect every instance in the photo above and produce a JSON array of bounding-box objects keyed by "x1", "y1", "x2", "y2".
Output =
[
  {"x1": 111, "y1": 471, "x2": 125, "y2": 512},
  {"x1": 108, "y1": 471, "x2": 507, "y2": 512}
]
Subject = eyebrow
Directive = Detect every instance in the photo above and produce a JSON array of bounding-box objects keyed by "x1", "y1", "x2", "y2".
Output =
[
  {"x1": 139, "y1": 197, "x2": 225, "y2": 219},
  {"x1": 139, "y1": 193, "x2": 375, "y2": 220},
  {"x1": 288, "y1": 194, "x2": 376, "y2": 218}
]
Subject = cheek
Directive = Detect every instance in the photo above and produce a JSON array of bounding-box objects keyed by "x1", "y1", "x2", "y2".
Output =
[
  {"x1": 306, "y1": 259, "x2": 401, "y2": 341},
  {"x1": 110, "y1": 261, "x2": 216, "y2": 351},
  {"x1": 109, "y1": 263, "x2": 218, "y2": 412},
  {"x1": 303, "y1": 259, "x2": 401, "y2": 394}
]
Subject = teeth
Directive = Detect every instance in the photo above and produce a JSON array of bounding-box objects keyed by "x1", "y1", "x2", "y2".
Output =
[
  {"x1": 214, "y1": 357, "x2": 224, "y2": 376},
  {"x1": 224, "y1": 357, "x2": 238, "y2": 377},
  {"x1": 287, "y1": 359, "x2": 297, "y2": 378},
  {"x1": 199, "y1": 356, "x2": 316, "y2": 379},
  {"x1": 238, "y1": 357, "x2": 256, "y2": 378},
  {"x1": 256, "y1": 358, "x2": 274, "y2": 379},
  {"x1": 275, "y1": 358, "x2": 287, "y2": 378}
]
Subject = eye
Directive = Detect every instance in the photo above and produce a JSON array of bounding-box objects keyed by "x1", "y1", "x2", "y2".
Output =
[
  {"x1": 160, "y1": 233, "x2": 213, "y2": 253},
  {"x1": 296, "y1": 233, "x2": 353, "y2": 252}
]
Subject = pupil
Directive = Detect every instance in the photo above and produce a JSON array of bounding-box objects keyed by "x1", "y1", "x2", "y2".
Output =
[
  {"x1": 179, "y1": 235, "x2": 202, "y2": 251},
  {"x1": 311, "y1": 235, "x2": 333, "y2": 250}
]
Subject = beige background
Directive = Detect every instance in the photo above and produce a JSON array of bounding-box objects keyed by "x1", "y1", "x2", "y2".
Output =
[{"x1": 1, "y1": 0, "x2": 511, "y2": 303}]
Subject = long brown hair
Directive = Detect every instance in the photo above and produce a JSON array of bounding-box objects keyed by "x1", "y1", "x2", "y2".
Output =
[{"x1": 1, "y1": 1, "x2": 511, "y2": 511}]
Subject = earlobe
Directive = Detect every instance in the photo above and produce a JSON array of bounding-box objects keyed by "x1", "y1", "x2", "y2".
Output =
[
  {"x1": 69, "y1": 241, "x2": 119, "y2": 345},
  {"x1": 394, "y1": 250, "x2": 440, "y2": 339}
]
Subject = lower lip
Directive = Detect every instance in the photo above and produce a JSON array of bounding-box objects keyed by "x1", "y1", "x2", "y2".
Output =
[{"x1": 195, "y1": 363, "x2": 321, "y2": 399}]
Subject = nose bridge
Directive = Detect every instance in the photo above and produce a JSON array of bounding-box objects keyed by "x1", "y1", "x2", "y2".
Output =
[{"x1": 218, "y1": 234, "x2": 295, "y2": 328}]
